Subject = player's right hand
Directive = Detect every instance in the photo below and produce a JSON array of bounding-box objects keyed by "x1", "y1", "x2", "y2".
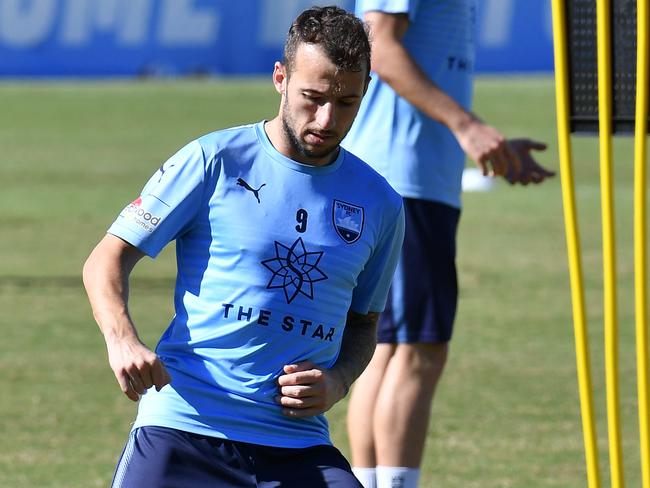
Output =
[
  {"x1": 455, "y1": 117, "x2": 519, "y2": 178},
  {"x1": 105, "y1": 336, "x2": 172, "y2": 402}
]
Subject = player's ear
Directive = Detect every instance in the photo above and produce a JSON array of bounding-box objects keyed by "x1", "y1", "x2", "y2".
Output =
[{"x1": 272, "y1": 62, "x2": 287, "y2": 95}]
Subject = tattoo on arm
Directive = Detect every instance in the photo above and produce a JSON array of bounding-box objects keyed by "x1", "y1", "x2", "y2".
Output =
[{"x1": 332, "y1": 310, "x2": 379, "y2": 396}]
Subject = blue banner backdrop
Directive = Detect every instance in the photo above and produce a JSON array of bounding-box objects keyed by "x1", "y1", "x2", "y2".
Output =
[{"x1": 0, "y1": 0, "x2": 553, "y2": 77}]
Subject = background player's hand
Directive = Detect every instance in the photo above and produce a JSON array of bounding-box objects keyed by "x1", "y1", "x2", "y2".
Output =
[
  {"x1": 105, "y1": 335, "x2": 171, "y2": 402},
  {"x1": 503, "y1": 139, "x2": 555, "y2": 185},
  {"x1": 276, "y1": 361, "x2": 346, "y2": 418},
  {"x1": 455, "y1": 116, "x2": 520, "y2": 177}
]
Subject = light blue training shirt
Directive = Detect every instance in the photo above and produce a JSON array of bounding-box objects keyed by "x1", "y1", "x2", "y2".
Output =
[
  {"x1": 108, "y1": 121, "x2": 405, "y2": 448},
  {"x1": 343, "y1": 0, "x2": 476, "y2": 208}
]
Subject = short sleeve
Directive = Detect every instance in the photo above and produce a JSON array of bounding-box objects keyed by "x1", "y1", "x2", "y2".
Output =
[
  {"x1": 356, "y1": 0, "x2": 420, "y2": 22},
  {"x1": 350, "y1": 202, "x2": 405, "y2": 314},
  {"x1": 108, "y1": 140, "x2": 207, "y2": 258}
]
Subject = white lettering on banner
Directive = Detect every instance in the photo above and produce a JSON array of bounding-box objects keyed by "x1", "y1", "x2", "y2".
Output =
[
  {"x1": 0, "y1": 0, "x2": 217, "y2": 48},
  {"x1": 61, "y1": 0, "x2": 152, "y2": 47},
  {"x1": 259, "y1": 0, "x2": 349, "y2": 47},
  {"x1": 543, "y1": 0, "x2": 553, "y2": 41},
  {"x1": 0, "y1": 0, "x2": 56, "y2": 46},
  {"x1": 121, "y1": 0, "x2": 152, "y2": 45},
  {"x1": 63, "y1": 0, "x2": 100, "y2": 45},
  {"x1": 159, "y1": 0, "x2": 218, "y2": 46},
  {"x1": 479, "y1": 0, "x2": 553, "y2": 48},
  {"x1": 479, "y1": 0, "x2": 514, "y2": 48},
  {"x1": 67, "y1": 0, "x2": 153, "y2": 46}
]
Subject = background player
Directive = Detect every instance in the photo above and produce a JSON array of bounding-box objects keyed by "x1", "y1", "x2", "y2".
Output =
[{"x1": 342, "y1": 1, "x2": 555, "y2": 487}]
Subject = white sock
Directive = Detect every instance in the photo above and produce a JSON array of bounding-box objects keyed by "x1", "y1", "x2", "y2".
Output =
[
  {"x1": 376, "y1": 466, "x2": 420, "y2": 488},
  {"x1": 352, "y1": 467, "x2": 377, "y2": 488}
]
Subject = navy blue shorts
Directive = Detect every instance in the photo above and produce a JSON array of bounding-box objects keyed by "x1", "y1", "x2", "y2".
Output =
[
  {"x1": 111, "y1": 426, "x2": 362, "y2": 488},
  {"x1": 378, "y1": 198, "x2": 460, "y2": 344}
]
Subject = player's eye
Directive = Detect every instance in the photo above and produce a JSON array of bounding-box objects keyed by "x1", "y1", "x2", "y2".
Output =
[
  {"x1": 338, "y1": 98, "x2": 357, "y2": 107},
  {"x1": 302, "y1": 92, "x2": 321, "y2": 102}
]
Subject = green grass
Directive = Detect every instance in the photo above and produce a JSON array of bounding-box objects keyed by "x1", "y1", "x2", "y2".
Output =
[{"x1": 0, "y1": 77, "x2": 645, "y2": 487}]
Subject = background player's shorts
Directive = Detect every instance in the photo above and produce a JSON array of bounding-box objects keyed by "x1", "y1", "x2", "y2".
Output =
[
  {"x1": 111, "y1": 426, "x2": 362, "y2": 488},
  {"x1": 378, "y1": 198, "x2": 460, "y2": 344}
]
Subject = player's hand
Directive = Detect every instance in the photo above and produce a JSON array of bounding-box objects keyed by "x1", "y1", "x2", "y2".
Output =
[
  {"x1": 503, "y1": 139, "x2": 555, "y2": 185},
  {"x1": 276, "y1": 361, "x2": 346, "y2": 418},
  {"x1": 455, "y1": 117, "x2": 520, "y2": 178},
  {"x1": 105, "y1": 335, "x2": 172, "y2": 402}
]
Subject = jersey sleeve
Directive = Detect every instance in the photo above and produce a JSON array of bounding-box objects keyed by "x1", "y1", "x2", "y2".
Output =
[
  {"x1": 350, "y1": 201, "x2": 405, "y2": 314},
  {"x1": 356, "y1": 0, "x2": 420, "y2": 22},
  {"x1": 107, "y1": 140, "x2": 207, "y2": 258}
]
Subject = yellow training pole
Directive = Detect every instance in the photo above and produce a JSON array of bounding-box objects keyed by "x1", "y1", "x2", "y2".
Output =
[
  {"x1": 551, "y1": 1, "x2": 601, "y2": 486},
  {"x1": 635, "y1": 1, "x2": 650, "y2": 486},
  {"x1": 596, "y1": 0, "x2": 624, "y2": 486}
]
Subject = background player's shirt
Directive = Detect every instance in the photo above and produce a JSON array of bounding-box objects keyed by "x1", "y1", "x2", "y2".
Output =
[
  {"x1": 108, "y1": 121, "x2": 404, "y2": 448},
  {"x1": 343, "y1": 0, "x2": 476, "y2": 208}
]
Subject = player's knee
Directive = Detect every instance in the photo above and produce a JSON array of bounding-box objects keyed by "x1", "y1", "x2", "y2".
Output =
[{"x1": 399, "y1": 342, "x2": 448, "y2": 377}]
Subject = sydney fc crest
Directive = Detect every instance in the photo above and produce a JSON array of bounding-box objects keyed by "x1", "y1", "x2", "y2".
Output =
[{"x1": 333, "y1": 200, "x2": 364, "y2": 244}]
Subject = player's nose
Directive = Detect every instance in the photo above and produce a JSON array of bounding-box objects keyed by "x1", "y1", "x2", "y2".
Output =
[{"x1": 315, "y1": 102, "x2": 335, "y2": 130}]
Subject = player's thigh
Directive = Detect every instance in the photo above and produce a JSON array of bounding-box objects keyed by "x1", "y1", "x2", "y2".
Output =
[
  {"x1": 111, "y1": 426, "x2": 256, "y2": 488},
  {"x1": 255, "y1": 444, "x2": 362, "y2": 487}
]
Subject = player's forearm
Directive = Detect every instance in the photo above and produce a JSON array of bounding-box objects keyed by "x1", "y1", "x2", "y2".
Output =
[
  {"x1": 371, "y1": 35, "x2": 476, "y2": 136},
  {"x1": 82, "y1": 236, "x2": 141, "y2": 344},
  {"x1": 330, "y1": 310, "x2": 379, "y2": 396}
]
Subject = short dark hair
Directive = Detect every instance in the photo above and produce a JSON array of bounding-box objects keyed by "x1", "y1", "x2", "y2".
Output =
[{"x1": 283, "y1": 5, "x2": 370, "y2": 76}]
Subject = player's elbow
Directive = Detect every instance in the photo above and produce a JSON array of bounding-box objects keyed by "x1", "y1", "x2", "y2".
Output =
[
  {"x1": 369, "y1": 49, "x2": 394, "y2": 79},
  {"x1": 369, "y1": 50, "x2": 406, "y2": 89}
]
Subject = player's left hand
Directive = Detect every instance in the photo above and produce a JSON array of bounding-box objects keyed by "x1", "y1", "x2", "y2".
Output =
[
  {"x1": 503, "y1": 139, "x2": 555, "y2": 185},
  {"x1": 276, "y1": 361, "x2": 346, "y2": 418}
]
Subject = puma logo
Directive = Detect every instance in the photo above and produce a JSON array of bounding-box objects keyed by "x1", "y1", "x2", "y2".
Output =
[
  {"x1": 157, "y1": 162, "x2": 175, "y2": 183},
  {"x1": 237, "y1": 178, "x2": 266, "y2": 204}
]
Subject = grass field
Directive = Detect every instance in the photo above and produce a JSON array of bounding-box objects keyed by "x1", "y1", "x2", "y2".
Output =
[{"x1": 0, "y1": 76, "x2": 645, "y2": 487}]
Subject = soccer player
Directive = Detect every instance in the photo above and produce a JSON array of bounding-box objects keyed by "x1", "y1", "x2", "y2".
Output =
[
  {"x1": 82, "y1": 6, "x2": 404, "y2": 487},
  {"x1": 341, "y1": 1, "x2": 556, "y2": 487}
]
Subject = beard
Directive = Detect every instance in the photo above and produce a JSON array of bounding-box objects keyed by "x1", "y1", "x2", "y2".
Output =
[{"x1": 280, "y1": 97, "x2": 341, "y2": 162}]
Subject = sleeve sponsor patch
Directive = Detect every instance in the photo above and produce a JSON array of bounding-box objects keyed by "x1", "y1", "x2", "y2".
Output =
[{"x1": 119, "y1": 197, "x2": 163, "y2": 233}]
